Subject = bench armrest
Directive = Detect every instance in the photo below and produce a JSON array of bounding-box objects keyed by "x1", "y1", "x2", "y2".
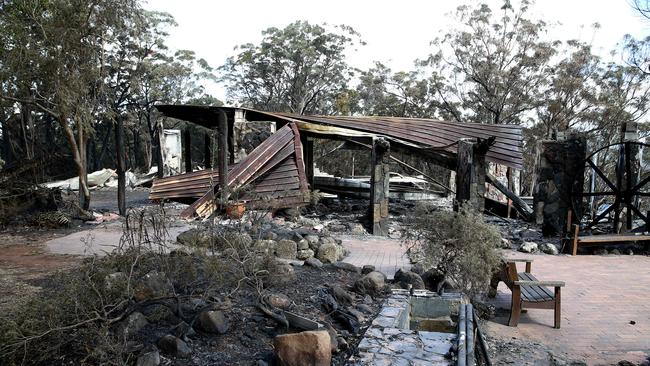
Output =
[
  {"x1": 514, "y1": 280, "x2": 565, "y2": 287},
  {"x1": 506, "y1": 258, "x2": 534, "y2": 263}
]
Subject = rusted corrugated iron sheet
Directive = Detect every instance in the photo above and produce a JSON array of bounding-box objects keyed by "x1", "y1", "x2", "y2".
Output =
[
  {"x1": 155, "y1": 105, "x2": 524, "y2": 170},
  {"x1": 149, "y1": 122, "x2": 309, "y2": 218}
]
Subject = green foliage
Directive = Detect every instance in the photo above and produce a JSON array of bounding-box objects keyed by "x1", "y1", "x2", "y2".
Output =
[
  {"x1": 403, "y1": 205, "x2": 501, "y2": 298},
  {"x1": 220, "y1": 20, "x2": 363, "y2": 115}
]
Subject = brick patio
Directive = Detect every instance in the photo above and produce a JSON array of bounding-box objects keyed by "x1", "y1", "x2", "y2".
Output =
[
  {"x1": 340, "y1": 235, "x2": 650, "y2": 364},
  {"x1": 339, "y1": 235, "x2": 409, "y2": 279}
]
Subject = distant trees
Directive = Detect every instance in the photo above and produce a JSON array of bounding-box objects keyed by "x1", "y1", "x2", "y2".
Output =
[
  {"x1": 0, "y1": 0, "x2": 218, "y2": 209},
  {"x1": 220, "y1": 21, "x2": 362, "y2": 115}
]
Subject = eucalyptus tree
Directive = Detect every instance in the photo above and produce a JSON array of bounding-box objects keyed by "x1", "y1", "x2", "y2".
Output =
[
  {"x1": 220, "y1": 21, "x2": 363, "y2": 115},
  {"x1": 425, "y1": 0, "x2": 557, "y2": 125}
]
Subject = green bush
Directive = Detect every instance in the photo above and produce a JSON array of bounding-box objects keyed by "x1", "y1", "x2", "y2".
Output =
[{"x1": 403, "y1": 205, "x2": 501, "y2": 298}]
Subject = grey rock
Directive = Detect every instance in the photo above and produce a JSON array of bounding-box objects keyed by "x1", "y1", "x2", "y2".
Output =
[
  {"x1": 594, "y1": 248, "x2": 608, "y2": 255},
  {"x1": 262, "y1": 231, "x2": 278, "y2": 240},
  {"x1": 136, "y1": 349, "x2": 160, "y2": 366},
  {"x1": 333, "y1": 261, "x2": 361, "y2": 273},
  {"x1": 275, "y1": 239, "x2": 298, "y2": 259},
  {"x1": 304, "y1": 257, "x2": 323, "y2": 268},
  {"x1": 264, "y1": 293, "x2": 291, "y2": 309},
  {"x1": 348, "y1": 223, "x2": 366, "y2": 235},
  {"x1": 290, "y1": 231, "x2": 304, "y2": 243},
  {"x1": 353, "y1": 271, "x2": 386, "y2": 296},
  {"x1": 361, "y1": 265, "x2": 375, "y2": 275},
  {"x1": 330, "y1": 285, "x2": 355, "y2": 306},
  {"x1": 171, "y1": 321, "x2": 196, "y2": 338},
  {"x1": 197, "y1": 310, "x2": 229, "y2": 334},
  {"x1": 297, "y1": 248, "x2": 315, "y2": 260},
  {"x1": 539, "y1": 242, "x2": 559, "y2": 255},
  {"x1": 297, "y1": 239, "x2": 310, "y2": 250},
  {"x1": 329, "y1": 224, "x2": 347, "y2": 232},
  {"x1": 356, "y1": 303, "x2": 373, "y2": 314},
  {"x1": 268, "y1": 262, "x2": 296, "y2": 286},
  {"x1": 134, "y1": 271, "x2": 173, "y2": 301},
  {"x1": 176, "y1": 228, "x2": 211, "y2": 247},
  {"x1": 394, "y1": 268, "x2": 426, "y2": 290},
  {"x1": 500, "y1": 237, "x2": 512, "y2": 249},
  {"x1": 254, "y1": 240, "x2": 277, "y2": 254},
  {"x1": 316, "y1": 243, "x2": 338, "y2": 264},
  {"x1": 610, "y1": 248, "x2": 621, "y2": 255},
  {"x1": 157, "y1": 335, "x2": 191, "y2": 358},
  {"x1": 518, "y1": 241, "x2": 538, "y2": 253},
  {"x1": 305, "y1": 234, "x2": 320, "y2": 248},
  {"x1": 119, "y1": 311, "x2": 148, "y2": 339}
]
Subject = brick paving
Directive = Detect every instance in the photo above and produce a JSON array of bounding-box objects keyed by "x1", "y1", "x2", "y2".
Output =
[
  {"x1": 338, "y1": 235, "x2": 410, "y2": 279},
  {"x1": 339, "y1": 235, "x2": 650, "y2": 364},
  {"x1": 488, "y1": 251, "x2": 650, "y2": 365}
]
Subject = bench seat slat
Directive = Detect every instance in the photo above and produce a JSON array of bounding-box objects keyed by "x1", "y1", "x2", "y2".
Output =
[{"x1": 518, "y1": 272, "x2": 554, "y2": 302}]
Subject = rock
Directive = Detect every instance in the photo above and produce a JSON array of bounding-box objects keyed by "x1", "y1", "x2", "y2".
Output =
[
  {"x1": 518, "y1": 241, "x2": 538, "y2": 253},
  {"x1": 594, "y1": 248, "x2": 608, "y2": 255},
  {"x1": 265, "y1": 293, "x2": 291, "y2": 309},
  {"x1": 305, "y1": 235, "x2": 319, "y2": 248},
  {"x1": 268, "y1": 262, "x2": 296, "y2": 286},
  {"x1": 420, "y1": 268, "x2": 445, "y2": 291},
  {"x1": 319, "y1": 236, "x2": 336, "y2": 246},
  {"x1": 610, "y1": 248, "x2": 622, "y2": 255},
  {"x1": 353, "y1": 271, "x2": 386, "y2": 296},
  {"x1": 290, "y1": 231, "x2": 304, "y2": 243},
  {"x1": 134, "y1": 271, "x2": 173, "y2": 302},
  {"x1": 157, "y1": 335, "x2": 191, "y2": 358},
  {"x1": 500, "y1": 237, "x2": 512, "y2": 249},
  {"x1": 262, "y1": 231, "x2": 278, "y2": 240},
  {"x1": 254, "y1": 240, "x2": 277, "y2": 254},
  {"x1": 360, "y1": 265, "x2": 375, "y2": 275},
  {"x1": 105, "y1": 272, "x2": 127, "y2": 293},
  {"x1": 197, "y1": 310, "x2": 229, "y2": 334},
  {"x1": 539, "y1": 242, "x2": 559, "y2": 255},
  {"x1": 363, "y1": 294, "x2": 373, "y2": 304},
  {"x1": 409, "y1": 263, "x2": 424, "y2": 275},
  {"x1": 394, "y1": 268, "x2": 425, "y2": 290},
  {"x1": 316, "y1": 243, "x2": 338, "y2": 264},
  {"x1": 143, "y1": 303, "x2": 178, "y2": 323},
  {"x1": 347, "y1": 307, "x2": 365, "y2": 322},
  {"x1": 273, "y1": 330, "x2": 331, "y2": 366},
  {"x1": 275, "y1": 239, "x2": 298, "y2": 259},
  {"x1": 313, "y1": 224, "x2": 325, "y2": 232},
  {"x1": 119, "y1": 312, "x2": 148, "y2": 339},
  {"x1": 136, "y1": 348, "x2": 160, "y2": 366},
  {"x1": 176, "y1": 228, "x2": 211, "y2": 247},
  {"x1": 304, "y1": 258, "x2": 323, "y2": 268},
  {"x1": 296, "y1": 249, "x2": 315, "y2": 260},
  {"x1": 329, "y1": 224, "x2": 347, "y2": 232},
  {"x1": 348, "y1": 223, "x2": 366, "y2": 235},
  {"x1": 333, "y1": 261, "x2": 360, "y2": 273},
  {"x1": 330, "y1": 285, "x2": 355, "y2": 306},
  {"x1": 356, "y1": 303, "x2": 373, "y2": 314},
  {"x1": 171, "y1": 321, "x2": 196, "y2": 339},
  {"x1": 297, "y1": 239, "x2": 309, "y2": 250},
  {"x1": 324, "y1": 324, "x2": 338, "y2": 353}
]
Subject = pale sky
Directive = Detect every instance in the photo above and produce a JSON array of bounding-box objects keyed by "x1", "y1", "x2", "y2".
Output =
[{"x1": 145, "y1": 0, "x2": 649, "y2": 102}]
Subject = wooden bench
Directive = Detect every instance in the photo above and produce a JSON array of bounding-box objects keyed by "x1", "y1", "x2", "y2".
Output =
[
  {"x1": 490, "y1": 259, "x2": 565, "y2": 329},
  {"x1": 570, "y1": 224, "x2": 650, "y2": 255}
]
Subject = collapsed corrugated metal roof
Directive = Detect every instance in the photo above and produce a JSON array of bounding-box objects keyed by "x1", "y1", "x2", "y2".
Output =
[
  {"x1": 150, "y1": 123, "x2": 310, "y2": 218},
  {"x1": 155, "y1": 105, "x2": 524, "y2": 170}
]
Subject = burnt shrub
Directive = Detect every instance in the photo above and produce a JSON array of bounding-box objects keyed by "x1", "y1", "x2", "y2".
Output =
[{"x1": 403, "y1": 205, "x2": 501, "y2": 298}]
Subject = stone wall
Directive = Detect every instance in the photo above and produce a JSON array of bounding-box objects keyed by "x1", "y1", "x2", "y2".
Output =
[{"x1": 533, "y1": 134, "x2": 586, "y2": 236}]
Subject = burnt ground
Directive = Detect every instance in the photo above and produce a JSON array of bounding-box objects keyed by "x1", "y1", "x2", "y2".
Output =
[
  {"x1": 0, "y1": 188, "x2": 154, "y2": 313},
  {"x1": 137, "y1": 265, "x2": 385, "y2": 366}
]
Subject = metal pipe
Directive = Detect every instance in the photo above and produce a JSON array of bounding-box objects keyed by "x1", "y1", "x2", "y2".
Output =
[
  {"x1": 458, "y1": 303, "x2": 466, "y2": 366},
  {"x1": 466, "y1": 303, "x2": 474, "y2": 366}
]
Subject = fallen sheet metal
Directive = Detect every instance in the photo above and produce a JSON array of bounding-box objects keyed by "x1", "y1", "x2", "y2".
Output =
[{"x1": 149, "y1": 123, "x2": 310, "y2": 218}]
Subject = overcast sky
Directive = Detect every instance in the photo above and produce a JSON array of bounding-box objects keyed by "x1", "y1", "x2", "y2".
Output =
[{"x1": 146, "y1": 0, "x2": 650, "y2": 101}]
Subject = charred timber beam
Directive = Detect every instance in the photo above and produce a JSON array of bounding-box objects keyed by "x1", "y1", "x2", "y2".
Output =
[
  {"x1": 217, "y1": 110, "x2": 229, "y2": 208},
  {"x1": 370, "y1": 137, "x2": 390, "y2": 236},
  {"x1": 204, "y1": 132, "x2": 212, "y2": 169},
  {"x1": 486, "y1": 172, "x2": 532, "y2": 221},
  {"x1": 301, "y1": 135, "x2": 314, "y2": 189},
  {"x1": 115, "y1": 117, "x2": 126, "y2": 215}
]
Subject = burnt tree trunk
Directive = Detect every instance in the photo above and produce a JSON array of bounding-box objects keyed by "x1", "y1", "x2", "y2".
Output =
[{"x1": 115, "y1": 117, "x2": 126, "y2": 215}]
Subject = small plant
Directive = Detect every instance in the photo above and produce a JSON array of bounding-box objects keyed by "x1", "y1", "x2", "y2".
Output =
[{"x1": 403, "y1": 204, "x2": 501, "y2": 298}]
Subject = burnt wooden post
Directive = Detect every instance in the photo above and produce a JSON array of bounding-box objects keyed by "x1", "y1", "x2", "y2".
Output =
[
  {"x1": 455, "y1": 138, "x2": 486, "y2": 212},
  {"x1": 301, "y1": 135, "x2": 314, "y2": 188},
  {"x1": 217, "y1": 110, "x2": 229, "y2": 207},
  {"x1": 228, "y1": 113, "x2": 235, "y2": 165},
  {"x1": 370, "y1": 137, "x2": 390, "y2": 235},
  {"x1": 618, "y1": 122, "x2": 640, "y2": 231},
  {"x1": 115, "y1": 117, "x2": 126, "y2": 215},
  {"x1": 155, "y1": 116, "x2": 164, "y2": 178},
  {"x1": 204, "y1": 132, "x2": 212, "y2": 169},
  {"x1": 183, "y1": 129, "x2": 192, "y2": 173}
]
